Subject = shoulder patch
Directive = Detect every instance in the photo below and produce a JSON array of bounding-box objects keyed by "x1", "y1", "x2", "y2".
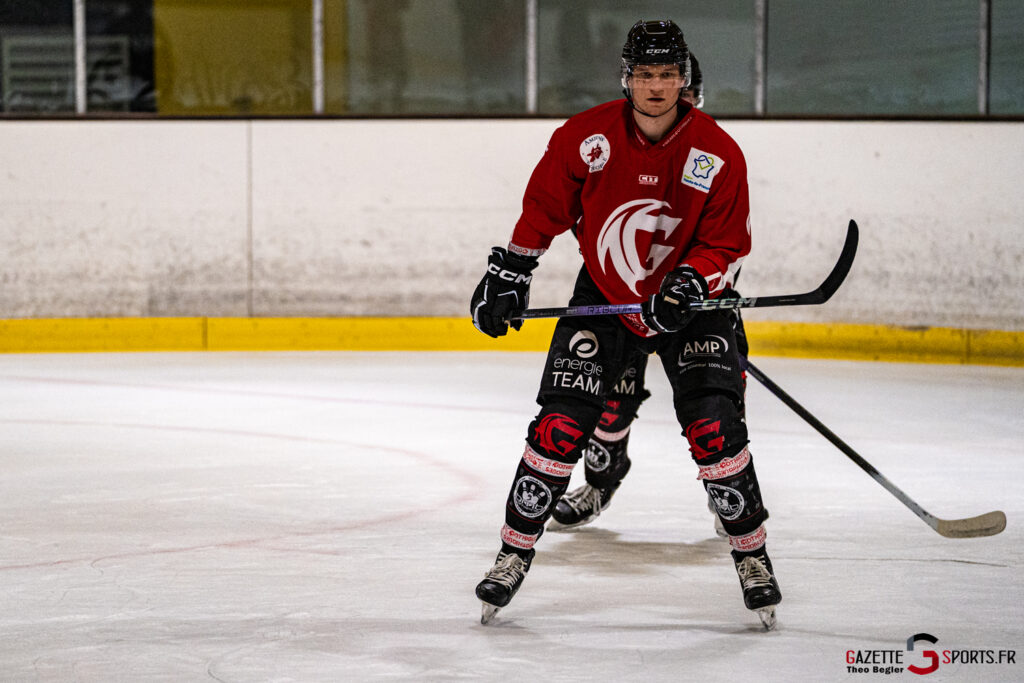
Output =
[
  {"x1": 580, "y1": 134, "x2": 610, "y2": 173},
  {"x1": 681, "y1": 148, "x2": 725, "y2": 193}
]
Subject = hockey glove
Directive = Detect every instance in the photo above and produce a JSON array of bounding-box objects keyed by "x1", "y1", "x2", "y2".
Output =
[
  {"x1": 471, "y1": 247, "x2": 539, "y2": 337},
  {"x1": 641, "y1": 265, "x2": 709, "y2": 333}
]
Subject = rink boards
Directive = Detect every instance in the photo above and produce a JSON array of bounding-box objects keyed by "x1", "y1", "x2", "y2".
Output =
[{"x1": 0, "y1": 316, "x2": 1021, "y2": 366}]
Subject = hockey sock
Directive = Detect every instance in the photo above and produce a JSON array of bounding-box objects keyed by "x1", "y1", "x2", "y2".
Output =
[
  {"x1": 697, "y1": 447, "x2": 768, "y2": 552},
  {"x1": 583, "y1": 430, "x2": 632, "y2": 489},
  {"x1": 500, "y1": 403, "x2": 601, "y2": 555}
]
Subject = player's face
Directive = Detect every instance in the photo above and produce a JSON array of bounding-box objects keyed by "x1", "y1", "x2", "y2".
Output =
[{"x1": 629, "y1": 64, "x2": 684, "y2": 117}]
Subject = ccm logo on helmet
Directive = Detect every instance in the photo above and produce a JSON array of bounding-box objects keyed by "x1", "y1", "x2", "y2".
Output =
[{"x1": 487, "y1": 263, "x2": 533, "y2": 284}]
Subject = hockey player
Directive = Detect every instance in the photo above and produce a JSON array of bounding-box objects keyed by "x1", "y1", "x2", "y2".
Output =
[
  {"x1": 470, "y1": 20, "x2": 781, "y2": 629},
  {"x1": 547, "y1": 50, "x2": 747, "y2": 538},
  {"x1": 684, "y1": 52, "x2": 704, "y2": 109}
]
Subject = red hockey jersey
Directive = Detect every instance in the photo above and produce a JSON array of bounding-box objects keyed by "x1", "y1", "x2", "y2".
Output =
[{"x1": 509, "y1": 99, "x2": 751, "y2": 336}]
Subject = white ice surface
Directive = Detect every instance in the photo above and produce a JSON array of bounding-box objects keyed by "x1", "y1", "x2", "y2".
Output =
[{"x1": 1, "y1": 352, "x2": 1022, "y2": 682}]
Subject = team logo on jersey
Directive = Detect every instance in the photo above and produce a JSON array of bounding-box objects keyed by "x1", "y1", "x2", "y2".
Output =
[
  {"x1": 682, "y1": 147, "x2": 725, "y2": 193},
  {"x1": 513, "y1": 475, "x2": 552, "y2": 518},
  {"x1": 569, "y1": 330, "x2": 599, "y2": 358},
  {"x1": 580, "y1": 134, "x2": 610, "y2": 173},
  {"x1": 707, "y1": 483, "x2": 745, "y2": 521},
  {"x1": 597, "y1": 199, "x2": 683, "y2": 295}
]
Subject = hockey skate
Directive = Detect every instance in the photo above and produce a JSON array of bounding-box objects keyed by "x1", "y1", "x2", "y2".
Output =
[
  {"x1": 547, "y1": 483, "x2": 617, "y2": 530},
  {"x1": 476, "y1": 549, "x2": 534, "y2": 624},
  {"x1": 732, "y1": 550, "x2": 782, "y2": 630}
]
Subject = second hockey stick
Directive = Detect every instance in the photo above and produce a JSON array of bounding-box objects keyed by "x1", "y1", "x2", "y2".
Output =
[
  {"x1": 515, "y1": 219, "x2": 859, "y2": 320},
  {"x1": 742, "y1": 358, "x2": 1006, "y2": 539}
]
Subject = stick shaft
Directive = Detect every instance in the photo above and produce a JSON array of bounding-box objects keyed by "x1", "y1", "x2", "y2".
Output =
[
  {"x1": 515, "y1": 219, "x2": 857, "y2": 320},
  {"x1": 742, "y1": 358, "x2": 1005, "y2": 538},
  {"x1": 742, "y1": 359, "x2": 937, "y2": 525}
]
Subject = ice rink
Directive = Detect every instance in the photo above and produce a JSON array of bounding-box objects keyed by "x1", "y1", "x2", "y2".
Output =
[{"x1": 1, "y1": 351, "x2": 1022, "y2": 681}]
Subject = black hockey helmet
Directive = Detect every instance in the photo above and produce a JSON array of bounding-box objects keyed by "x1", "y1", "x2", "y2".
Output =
[
  {"x1": 687, "y1": 53, "x2": 704, "y2": 109},
  {"x1": 620, "y1": 19, "x2": 691, "y2": 93}
]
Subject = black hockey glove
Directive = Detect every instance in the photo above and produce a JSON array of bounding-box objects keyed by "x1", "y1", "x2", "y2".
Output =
[
  {"x1": 641, "y1": 265, "x2": 709, "y2": 333},
  {"x1": 470, "y1": 247, "x2": 539, "y2": 338}
]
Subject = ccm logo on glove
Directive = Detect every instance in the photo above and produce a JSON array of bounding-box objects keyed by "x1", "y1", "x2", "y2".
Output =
[
  {"x1": 487, "y1": 264, "x2": 533, "y2": 285},
  {"x1": 471, "y1": 247, "x2": 540, "y2": 338}
]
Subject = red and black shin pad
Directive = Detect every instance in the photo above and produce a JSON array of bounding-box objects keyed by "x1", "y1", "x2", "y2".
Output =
[
  {"x1": 681, "y1": 393, "x2": 768, "y2": 553},
  {"x1": 500, "y1": 402, "x2": 601, "y2": 553},
  {"x1": 585, "y1": 353, "x2": 650, "y2": 488}
]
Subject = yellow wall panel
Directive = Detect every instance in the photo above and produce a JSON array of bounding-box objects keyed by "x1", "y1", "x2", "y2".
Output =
[
  {"x1": 0, "y1": 317, "x2": 1020, "y2": 367},
  {"x1": 0, "y1": 318, "x2": 205, "y2": 353},
  {"x1": 205, "y1": 317, "x2": 556, "y2": 351}
]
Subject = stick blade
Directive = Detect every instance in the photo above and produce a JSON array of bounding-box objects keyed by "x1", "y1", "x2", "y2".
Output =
[
  {"x1": 813, "y1": 219, "x2": 859, "y2": 303},
  {"x1": 935, "y1": 510, "x2": 1006, "y2": 538}
]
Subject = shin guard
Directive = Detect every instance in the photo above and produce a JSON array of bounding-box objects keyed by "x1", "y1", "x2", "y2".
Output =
[
  {"x1": 501, "y1": 402, "x2": 600, "y2": 553},
  {"x1": 698, "y1": 448, "x2": 768, "y2": 553},
  {"x1": 583, "y1": 428, "x2": 632, "y2": 489},
  {"x1": 585, "y1": 371, "x2": 649, "y2": 489},
  {"x1": 679, "y1": 393, "x2": 767, "y2": 553}
]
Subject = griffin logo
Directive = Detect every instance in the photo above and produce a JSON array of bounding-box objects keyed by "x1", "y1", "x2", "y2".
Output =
[
  {"x1": 685, "y1": 418, "x2": 724, "y2": 460},
  {"x1": 598, "y1": 400, "x2": 621, "y2": 428},
  {"x1": 533, "y1": 413, "x2": 584, "y2": 458},
  {"x1": 596, "y1": 199, "x2": 682, "y2": 295}
]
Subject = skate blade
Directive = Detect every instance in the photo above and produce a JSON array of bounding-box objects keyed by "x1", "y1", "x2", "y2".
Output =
[
  {"x1": 756, "y1": 606, "x2": 777, "y2": 631},
  {"x1": 546, "y1": 516, "x2": 597, "y2": 532},
  {"x1": 480, "y1": 602, "x2": 501, "y2": 625}
]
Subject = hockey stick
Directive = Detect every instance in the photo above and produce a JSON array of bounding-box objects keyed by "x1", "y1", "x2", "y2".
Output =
[
  {"x1": 742, "y1": 358, "x2": 1006, "y2": 539},
  {"x1": 514, "y1": 219, "x2": 859, "y2": 320}
]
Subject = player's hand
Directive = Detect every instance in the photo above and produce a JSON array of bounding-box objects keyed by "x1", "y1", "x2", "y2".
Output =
[
  {"x1": 641, "y1": 265, "x2": 708, "y2": 333},
  {"x1": 470, "y1": 247, "x2": 539, "y2": 337}
]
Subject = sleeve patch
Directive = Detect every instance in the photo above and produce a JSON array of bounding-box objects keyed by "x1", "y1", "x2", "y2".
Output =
[
  {"x1": 579, "y1": 134, "x2": 611, "y2": 173},
  {"x1": 681, "y1": 148, "x2": 725, "y2": 193}
]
